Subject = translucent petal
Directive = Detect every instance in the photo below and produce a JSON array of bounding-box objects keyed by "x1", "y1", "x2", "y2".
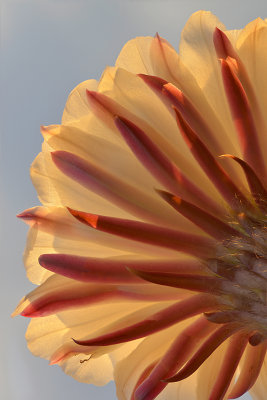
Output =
[
  {"x1": 62, "y1": 79, "x2": 98, "y2": 124},
  {"x1": 249, "y1": 356, "x2": 267, "y2": 400},
  {"x1": 179, "y1": 11, "x2": 240, "y2": 155}
]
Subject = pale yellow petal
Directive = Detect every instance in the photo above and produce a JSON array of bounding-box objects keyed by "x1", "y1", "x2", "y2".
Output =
[
  {"x1": 60, "y1": 352, "x2": 114, "y2": 386},
  {"x1": 115, "y1": 36, "x2": 154, "y2": 74},
  {"x1": 115, "y1": 33, "x2": 242, "y2": 179},
  {"x1": 196, "y1": 339, "x2": 230, "y2": 400},
  {"x1": 62, "y1": 79, "x2": 98, "y2": 124},
  {"x1": 98, "y1": 67, "x2": 224, "y2": 203},
  {"x1": 40, "y1": 124, "x2": 204, "y2": 230},
  {"x1": 26, "y1": 300, "x2": 151, "y2": 360},
  {"x1": 236, "y1": 18, "x2": 267, "y2": 158},
  {"x1": 179, "y1": 11, "x2": 239, "y2": 155},
  {"x1": 114, "y1": 323, "x2": 183, "y2": 400},
  {"x1": 249, "y1": 357, "x2": 267, "y2": 400},
  {"x1": 179, "y1": 11, "x2": 225, "y2": 91},
  {"x1": 31, "y1": 146, "x2": 132, "y2": 216},
  {"x1": 157, "y1": 376, "x2": 197, "y2": 400},
  {"x1": 22, "y1": 206, "x2": 188, "y2": 285}
]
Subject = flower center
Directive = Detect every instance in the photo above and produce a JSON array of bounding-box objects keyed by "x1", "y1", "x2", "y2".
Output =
[{"x1": 206, "y1": 211, "x2": 267, "y2": 344}]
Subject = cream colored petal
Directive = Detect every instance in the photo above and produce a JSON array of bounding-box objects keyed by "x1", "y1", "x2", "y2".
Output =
[
  {"x1": 115, "y1": 36, "x2": 154, "y2": 74},
  {"x1": 150, "y1": 35, "x2": 182, "y2": 82},
  {"x1": 196, "y1": 339, "x2": 231, "y2": 400},
  {"x1": 179, "y1": 11, "x2": 239, "y2": 155},
  {"x1": 236, "y1": 18, "x2": 267, "y2": 160},
  {"x1": 22, "y1": 206, "x2": 188, "y2": 285},
  {"x1": 156, "y1": 376, "x2": 197, "y2": 400},
  {"x1": 249, "y1": 357, "x2": 267, "y2": 400},
  {"x1": 41, "y1": 124, "x2": 156, "y2": 198},
  {"x1": 99, "y1": 68, "x2": 194, "y2": 165},
  {"x1": 15, "y1": 274, "x2": 125, "y2": 317},
  {"x1": 31, "y1": 151, "x2": 61, "y2": 207},
  {"x1": 179, "y1": 11, "x2": 225, "y2": 91},
  {"x1": 31, "y1": 147, "x2": 132, "y2": 217},
  {"x1": 98, "y1": 67, "x2": 225, "y2": 204},
  {"x1": 150, "y1": 36, "x2": 240, "y2": 160},
  {"x1": 225, "y1": 29, "x2": 241, "y2": 45},
  {"x1": 58, "y1": 62, "x2": 243, "y2": 210},
  {"x1": 109, "y1": 340, "x2": 144, "y2": 366},
  {"x1": 41, "y1": 124, "x2": 128, "y2": 171},
  {"x1": 39, "y1": 123, "x2": 157, "y2": 204},
  {"x1": 26, "y1": 299, "x2": 175, "y2": 387},
  {"x1": 21, "y1": 205, "x2": 115, "y2": 284},
  {"x1": 25, "y1": 301, "x2": 152, "y2": 385},
  {"x1": 70, "y1": 300, "x2": 177, "y2": 347},
  {"x1": 116, "y1": 34, "x2": 243, "y2": 183},
  {"x1": 114, "y1": 318, "x2": 204, "y2": 400},
  {"x1": 62, "y1": 79, "x2": 98, "y2": 124},
  {"x1": 60, "y1": 352, "x2": 114, "y2": 386},
  {"x1": 14, "y1": 272, "x2": 185, "y2": 318},
  {"x1": 148, "y1": 34, "x2": 245, "y2": 185},
  {"x1": 114, "y1": 323, "x2": 186, "y2": 400},
  {"x1": 26, "y1": 300, "x2": 151, "y2": 360},
  {"x1": 23, "y1": 219, "x2": 136, "y2": 285},
  {"x1": 53, "y1": 339, "x2": 143, "y2": 386},
  {"x1": 40, "y1": 124, "x2": 205, "y2": 230},
  {"x1": 33, "y1": 132, "x2": 210, "y2": 234}
]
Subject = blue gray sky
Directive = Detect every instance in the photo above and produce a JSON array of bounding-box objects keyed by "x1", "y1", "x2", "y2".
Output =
[{"x1": 2, "y1": 1, "x2": 267, "y2": 399}]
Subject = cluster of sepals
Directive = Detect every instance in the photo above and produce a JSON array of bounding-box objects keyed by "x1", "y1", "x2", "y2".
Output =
[{"x1": 17, "y1": 26, "x2": 267, "y2": 400}]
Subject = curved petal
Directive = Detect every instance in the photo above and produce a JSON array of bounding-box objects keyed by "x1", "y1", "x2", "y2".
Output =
[
  {"x1": 62, "y1": 79, "x2": 98, "y2": 124},
  {"x1": 115, "y1": 36, "x2": 155, "y2": 75},
  {"x1": 60, "y1": 352, "x2": 114, "y2": 386},
  {"x1": 114, "y1": 320, "x2": 195, "y2": 400},
  {"x1": 25, "y1": 301, "x2": 152, "y2": 362},
  {"x1": 249, "y1": 355, "x2": 267, "y2": 400},
  {"x1": 179, "y1": 11, "x2": 239, "y2": 154},
  {"x1": 20, "y1": 206, "x2": 191, "y2": 285},
  {"x1": 236, "y1": 18, "x2": 267, "y2": 177}
]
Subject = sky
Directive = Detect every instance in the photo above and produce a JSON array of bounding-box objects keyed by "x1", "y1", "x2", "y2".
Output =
[{"x1": 2, "y1": 0, "x2": 267, "y2": 399}]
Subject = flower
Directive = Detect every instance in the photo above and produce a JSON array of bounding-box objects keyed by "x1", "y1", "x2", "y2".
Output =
[{"x1": 14, "y1": 10, "x2": 267, "y2": 400}]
